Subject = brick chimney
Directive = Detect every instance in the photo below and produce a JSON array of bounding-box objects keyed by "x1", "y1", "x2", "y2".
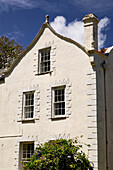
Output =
[{"x1": 82, "y1": 13, "x2": 99, "y2": 51}]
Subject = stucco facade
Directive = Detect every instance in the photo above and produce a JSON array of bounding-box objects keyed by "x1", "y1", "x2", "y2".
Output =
[{"x1": 0, "y1": 14, "x2": 113, "y2": 170}]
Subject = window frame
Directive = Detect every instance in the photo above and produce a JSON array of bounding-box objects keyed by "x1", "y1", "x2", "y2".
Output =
[
  {"x1": 52, "y1": 85, "x2": 66, "y2": 119},
  {"x1": 38, "y1": 47, "x2": 51, "y2": 74},
  {"x1": 22, "y1": 142, "x2": 34, "y2": 162},
  {"x1": 19, "y1": 142, "x2": 34, "y2": 169},
  {"x1": 23, "y1": 91, "x2": 35, "y2": 120}
]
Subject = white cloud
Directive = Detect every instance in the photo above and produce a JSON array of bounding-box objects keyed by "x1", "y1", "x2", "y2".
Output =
[
  {"x1": 67, "y1": 0, "x2": 113, "y2": 13},
  {"x1": 0, "y1": 0, "x2": 60, "y2": 13},
  {"x1": 4, "y1": 30, "x2": 24, "y2": 41},
  {"x1": 0, "y1": 0, "x2": 113, "y2": 14},
  {"x1": 98, "y1": 17, "x2": 110, "y2": 49},
  {"x1": 51, "y1": 16, "x2": 84, "y2": 45},
  {"x1": 50, "y1": 16, "x2": 110, "y2": 49},
  {"x1": 1, "y1": 25, "x2": 24, "y2": 43},
  {"x1": 0, "y1": 0, "x2": 39, "y2": 10}
]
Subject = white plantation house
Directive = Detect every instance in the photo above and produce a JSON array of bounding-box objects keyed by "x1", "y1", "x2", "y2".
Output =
[{"x1": 0, "y1": 13, "x2": 113, "y2": 170}]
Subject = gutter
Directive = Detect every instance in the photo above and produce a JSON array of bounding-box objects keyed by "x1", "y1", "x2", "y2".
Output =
[{"x1": 101, "y1": 60, "x2": 109, "y2": 170}]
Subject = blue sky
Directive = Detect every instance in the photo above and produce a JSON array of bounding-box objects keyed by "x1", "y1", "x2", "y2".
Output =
[{"x1": 0, "y1": 0, "x2": 113, "y2": 49}]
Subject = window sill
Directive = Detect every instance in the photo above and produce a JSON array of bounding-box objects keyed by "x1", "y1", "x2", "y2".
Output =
[
  {"x1": 36, "y1": 71, "x2": 52, "y2": 76},
  {"x1": 51, "y1": 115, "x2": 66, "y2": 120},
  {"x1": 17, "y1": 118, "x2": 39, "y2": 123}
]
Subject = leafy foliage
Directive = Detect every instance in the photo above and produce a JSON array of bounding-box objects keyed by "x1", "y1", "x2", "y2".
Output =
[
  {"x1": 23, "y1": 138, "x2": 92, "y2": 170},
  {"x1": 0, "y1": 36, "x2": 23, "y2": 69}
]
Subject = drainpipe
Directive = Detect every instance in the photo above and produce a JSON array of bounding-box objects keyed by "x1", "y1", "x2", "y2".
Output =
[{"x1": 101, "y1": 60, "x2": 108, "y2": 170}]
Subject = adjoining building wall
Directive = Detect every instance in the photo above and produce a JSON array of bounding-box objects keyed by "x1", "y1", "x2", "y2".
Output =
[
  {"x1": 106, "y1": 49, "x2": 113, "y2": 170},
  {"x1": 94, "y1": 53, "x2": 107, "y2": 170}
]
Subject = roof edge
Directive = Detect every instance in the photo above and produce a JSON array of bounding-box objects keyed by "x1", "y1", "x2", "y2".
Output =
[
  {"x1": 2, "y1": 22, "x2": 90, "y2": 76},
  {"x1": 88, "y1": 49, "x2": 108, "y2": 59}
]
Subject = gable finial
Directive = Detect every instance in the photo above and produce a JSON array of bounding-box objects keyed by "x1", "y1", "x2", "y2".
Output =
[{"x1": 45, "y1": 15, "x2": 49, "y2": 23}]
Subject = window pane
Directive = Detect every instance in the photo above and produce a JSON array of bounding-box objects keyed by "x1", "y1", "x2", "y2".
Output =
[
  {"x1": 59, "y1": 108, "x2": 61, "y2": 115},
  {"x1": 62, "y1": 102, "x2": 65, "y2": 108},
  {"x1": 55, "y1": 103, "x2": 59, "y2": 108},
  {"x1": 62, "y1": 108, "x2": 65, "y2": 115},
  {"x1": 23, "y1": 144, "x2": 27, "y2": 150},
  {"x1": 23, "y1": 153, "x2": 26, "y2": 159},
  {"x1": 55, "y1": 109, "x2": 59, "y2": 115}
]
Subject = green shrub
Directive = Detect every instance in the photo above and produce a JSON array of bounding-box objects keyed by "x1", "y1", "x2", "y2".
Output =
[{"x1": 23, "y1": 137, "x2": 92, "y2": 170}]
